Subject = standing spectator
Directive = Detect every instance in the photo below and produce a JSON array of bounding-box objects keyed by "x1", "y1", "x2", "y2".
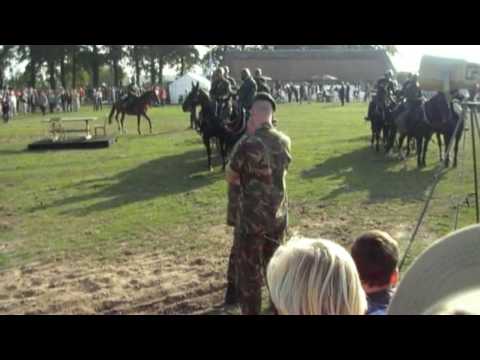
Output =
[
  {"x1": 60, "y1": 89, "x2": 67, "y2": 112},
  {"x1": 159, "y1": 87, "x2": 165, "y2": 106},
  {"x1": 9, "y1": 88, "x2": 16, "y2": 118},
  {"x1": 79, "y1": 87, "x2": 85, "y2": 105},
  {"x1": 267, "y1": 237, "x2": 368, "y2": 315},
  {"x1": 96, "y1": 88, "x2": 103, "y2": 111},
  {"x1": 72, "y1": 89, "x2": 80, "y2": 112},
  {"x1": 66, "y1": 90, "x2": 73, "y2": 112},
  {"x1": 225, "y1": 93, "x2": 292, "y2": 315},
  {"x1": 346, "y1": 83, "x2": 351, "y2": 103},
  {"x1": 299, "y1": 83, "x2": 306, "y2": 105},
  {"x1": 48, "y1": 90, "x2": 56, "y2": 113},
  {"x1": 38, "y1": 91, "x2": 48, "y2": 116},
  {"x1": 338, "y1": 83, "x2": 346, "y2": 106},
  {"x1": 30, "y1": 89, "x2": 38, "y2": 113},
  {"x1": 351, "y1": 230, "x2": 399, "y2": 315},
  {"x1": 286, "y1": 84, "x2": 292, "y2": 103},
  {"x1": 364, "y1": 83, "x2": 371, "y2": 103},
  {"x1": 18, "y1": 89, "x2": 27, "y2": 115}
]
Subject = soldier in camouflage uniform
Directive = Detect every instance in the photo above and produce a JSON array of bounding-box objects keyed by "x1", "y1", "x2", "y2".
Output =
[
  {"x1": 225, "y1": 92, "x2": 292, "y2": 315},
  {"x1": 224, "y1": 69, "x2": 257, "y2": 305}
]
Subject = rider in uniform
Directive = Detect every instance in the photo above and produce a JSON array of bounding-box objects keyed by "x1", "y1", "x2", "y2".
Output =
[
  {"x1": 398, "y1": 73, "x2": 426, "y2": 124},
  {"x1": 210, "y1": 67, "x2": 233, "y2": 121},
  {"x1": 237, "y1": 68, "x2": 257, "y2": 120},
  {"x1": 254, "y1": 68, "x2": 272, "y2": 94},
  {"x1": 365, "y1": 70, "x2": 397, "y2": 121},
  {"x1": 123, "y1": 77, "x2": 141, "y2": 109}
]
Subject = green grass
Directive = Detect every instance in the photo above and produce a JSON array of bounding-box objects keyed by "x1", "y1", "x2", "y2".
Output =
[{"x1": 0, "y1": 102, "x2": 477, "y2": 272}]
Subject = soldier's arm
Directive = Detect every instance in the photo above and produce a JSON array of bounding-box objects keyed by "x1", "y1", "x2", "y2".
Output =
[
  {"x1": 225, "y1": 164, "x2": 240, "y2": 185},
  {"x1": 226, "y1": 138, "x2": 247, "y2": 185}
]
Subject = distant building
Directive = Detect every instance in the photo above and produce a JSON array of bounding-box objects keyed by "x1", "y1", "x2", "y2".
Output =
[{"x1": 224, "y1": 48, "x2": 396, "y2": 83}]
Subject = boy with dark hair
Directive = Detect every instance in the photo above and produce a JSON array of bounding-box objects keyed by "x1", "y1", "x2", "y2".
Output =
[{"x1": 351, "y1": 230, "x2": 400, "y2": 315}]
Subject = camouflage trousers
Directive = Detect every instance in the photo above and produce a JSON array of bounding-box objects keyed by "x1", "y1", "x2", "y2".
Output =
[
  {"x1": 226, "y1": 184, "x2": 241, "y2": 227},
  {"x1": 227, "y1": 220, "x2": 287, "y2": 315}
]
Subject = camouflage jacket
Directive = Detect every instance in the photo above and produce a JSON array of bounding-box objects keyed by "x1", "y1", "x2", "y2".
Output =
[
  {"x1": 238, "y1": 76, "x2": 257, "y2": 110},
  {"x1": 227, "y1": 123, "x2": 292, "y2": 235}
]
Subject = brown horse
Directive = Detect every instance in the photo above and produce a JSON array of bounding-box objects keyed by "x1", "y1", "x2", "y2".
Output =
[{"x1": 108, "y1": 90, "x2": 159, "y2": 135}]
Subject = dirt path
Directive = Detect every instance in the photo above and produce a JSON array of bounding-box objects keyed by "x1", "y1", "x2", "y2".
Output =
[
  {"x1": 0, "y1": 247, "x2": 234, "y2": 315},
  {"x1": 0, "y1": 205, "x2": 428, "y2": 315}
]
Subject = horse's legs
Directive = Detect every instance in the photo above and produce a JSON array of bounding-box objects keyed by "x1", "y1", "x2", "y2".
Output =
[
  {"x1": 436, "y1": 132, "x2": 443, "y2": 162},
  {"x1": 204, "y1": 136, "x2": 213, "y2": 172},
  {"x1": 121, "y1": 112, "x2": 126, "y2": 135},
  {"x1": 405, "y1": 136, "x2": 412, "y2": 157},
  {"x1": 220, "y1": 138, "x2": 227, "y2": 171},
  {"x1": 444, "y1": 133, "x2": 452, "y2": 167},
  {"x1": 371, "y1": 122, "x2": 375, "y2": 147},
  {"x1": 143, "y1": 112, "x2": 153, "y2": 134},
  {"x1": 417, "y1": 137, "x2": 424, "y2": 168},
  {"x1": 137, "y1": 114, "x2": 142, "y2": 135},
  {"x1": 423, "y1": 135, "x2": 431, "y2": 167},
  {"x1": 398, "y1": 134, "x2": 406, "y2": 159},
  {"x1": 453, "y1": 132, "x2": 461, "y2": 168},
  {"x1": 375, "y1": 127, "x2": 381, "y2": 152}
]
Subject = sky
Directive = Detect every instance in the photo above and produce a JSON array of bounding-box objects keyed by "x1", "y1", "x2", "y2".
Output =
[{"x1": 391, "y1": 45, "x2": 480, "y2": 72}]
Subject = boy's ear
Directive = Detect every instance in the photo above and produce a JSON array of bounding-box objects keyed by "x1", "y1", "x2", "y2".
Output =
[{"x1": 390, "y1": 269, "x2": 400, "y2": 286}]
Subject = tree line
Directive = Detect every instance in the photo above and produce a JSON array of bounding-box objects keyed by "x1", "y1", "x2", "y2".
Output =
[{"x1": 0, "y1": 45, "x2": 201, "y2": 90}]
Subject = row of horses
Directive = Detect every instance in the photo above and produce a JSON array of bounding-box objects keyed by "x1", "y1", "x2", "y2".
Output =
[
  {"x1": 369, "y1": 92, "x2": 464, "y2": 168},
  {"x1": 106, "y1": 85, "x2": 463, "y2": 173}
]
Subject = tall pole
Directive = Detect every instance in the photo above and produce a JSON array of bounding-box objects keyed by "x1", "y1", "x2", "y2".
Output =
[{"x1": 470, "y1": 104, "x2": 480, "y2": 223}]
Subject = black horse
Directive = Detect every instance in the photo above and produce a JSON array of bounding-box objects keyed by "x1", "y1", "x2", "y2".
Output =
[
  {"x1": 182, "y1": 82, "x2": 246, "y2": 171},
  {"x1": 369, "y1": 93, "x2": 396, "y2": 152},
  {"x1": 389, "y1": 93, "x2": 456, "y2": 168},
  {"x1": 433, "y1": 96, "x2": 465, "y2": 167},
  {"x1": 108, "y1": 90, "x2": 159, "y2": 135}
]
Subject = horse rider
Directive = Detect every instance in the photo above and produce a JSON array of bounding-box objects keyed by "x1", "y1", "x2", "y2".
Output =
[
  {"x1": 365, "y1": 70, "x2": 397, "y2": 121},
  {"x1": 122, "y1": 77, "x2": 141, "y2": 109},
  {"x1": 398, "y1": 73, "x2": 429, "y2": 125},
  {"x1": 223, "y1": 66, "x2": 238, "y2": 93},
  {"x1": 210, "y1": 67, "x2": 233, "y2": 120},
  {"x1": 254, "y1": 68, "x2": 272, "y2": 94},
  {"x1": 224, "y1": 66, "x2": 240, "y2": 116},
  {"x1": 237, "y1": 68, "x2": 257, "y2": 120}
]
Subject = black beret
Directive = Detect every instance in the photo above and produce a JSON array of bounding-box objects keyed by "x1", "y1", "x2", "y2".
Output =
[{"x1": 253, "y1": 92, "x2": 276, "y2": 112}]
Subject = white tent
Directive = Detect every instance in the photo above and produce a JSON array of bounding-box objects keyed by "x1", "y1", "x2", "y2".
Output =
[{"x1": 168, "y1": 73, "x2": 211, "y2": 104}]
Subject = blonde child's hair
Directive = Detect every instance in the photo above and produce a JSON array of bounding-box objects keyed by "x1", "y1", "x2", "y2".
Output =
[{"x1": 267, "y1": 236, "x2": 367, "y2": 315}]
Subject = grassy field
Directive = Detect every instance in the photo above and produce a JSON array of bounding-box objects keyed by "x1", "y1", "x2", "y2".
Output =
[{"x1": 0, "y1": 102, "x2": 477, "y2": 314}]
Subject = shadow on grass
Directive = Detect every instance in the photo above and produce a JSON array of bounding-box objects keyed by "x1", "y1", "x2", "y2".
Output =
[
  {"x1": 302, "y1": 146, "x2": 440, "y2": 203},
  {"x1": 30, "y1": 148, "x2": 224, "y2": 215},
  {"x1": 0, "y1": 149, "x2": 32, "y2": 156}
]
